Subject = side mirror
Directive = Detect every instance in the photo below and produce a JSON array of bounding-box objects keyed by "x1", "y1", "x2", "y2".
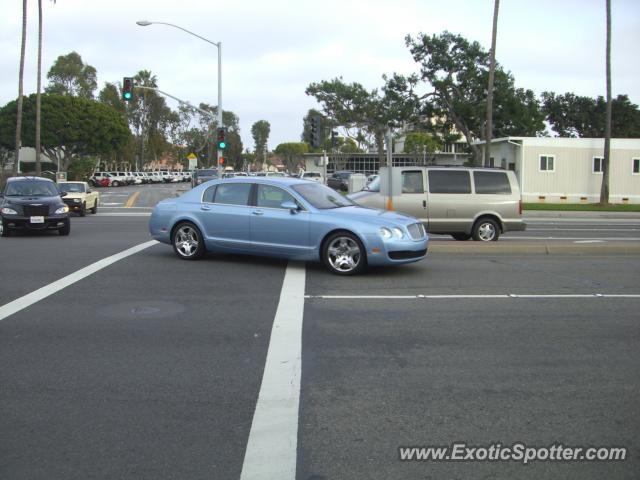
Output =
[
  {"x1": 281, "y1": 201, "x2": 299, "y2": 213},
  {"x1": 86, "y1": 189, "x2": 92, "y2": 193},
  {"x1": 59, "y1": 191, "x2": 68, "y2": 197}
]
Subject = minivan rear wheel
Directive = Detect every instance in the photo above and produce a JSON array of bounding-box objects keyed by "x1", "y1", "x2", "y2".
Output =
[{"x1": 472, "y1": 218, "x2": 500, "y2": 242}]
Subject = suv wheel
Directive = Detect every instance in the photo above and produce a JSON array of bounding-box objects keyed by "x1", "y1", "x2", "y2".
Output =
[
  {"x1": 59, "y1": 220, "x2": 70, "y2": 236},
  {"x1": 112, "y1": 180, "x2": 120, "y2": 187},
  {"x1": 80, "y1": 202, "x2": 86, "y2": 217},
  {"x1": 91, "y1": 200, "x2": 98, "y2": 214}
]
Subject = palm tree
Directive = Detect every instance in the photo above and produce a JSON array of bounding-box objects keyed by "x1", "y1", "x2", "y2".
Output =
[
  {"x1": 600, "y1": 0, "x2": 612, "y2": 204},
  {"x1": 484, "y1": 0, "x2": 500, "y2": 167},
  {"x1": 13, "y1": 0, "x2": 28, "y2": 176},
  {"x1": 35, "y1": 0, "x2": 43, "y2": 175}
]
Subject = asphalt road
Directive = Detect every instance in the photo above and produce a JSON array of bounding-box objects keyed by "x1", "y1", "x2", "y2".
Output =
[{"x1": 1, "y1": 183, "x2": 639, "y2": 479}]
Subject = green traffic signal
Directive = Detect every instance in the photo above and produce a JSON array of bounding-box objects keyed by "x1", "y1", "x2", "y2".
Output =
[{"x1": 217, "y1": 127, "x2": 226, "y2": 149}]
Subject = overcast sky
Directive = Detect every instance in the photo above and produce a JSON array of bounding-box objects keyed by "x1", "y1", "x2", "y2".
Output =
[{"x1": 1, "y1": 0, "x2": 639, "y2": 150}]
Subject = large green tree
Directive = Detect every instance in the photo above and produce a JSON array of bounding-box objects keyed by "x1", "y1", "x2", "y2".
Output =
[
  {"x1": 306, "y1": 77, "x2": 417, "y2": 165},
  {"x1": 0, "y1": 94, "x2": 131, "y2": 171},
  {"x1": 274, "y1": 142, "x2": 308, "y2": 173},
  {"x1": 541, "y1": 93, "x2": 640, "y2": 138},
  {"x1": 251, "y1": 120, "x2": 271, "y2": 163},
  {"x1": 403, "y1": 31, "x2": 545, "y2": 164},
  {"x1": 46, "y1": 51, "x2": 97, "y2": 99}
]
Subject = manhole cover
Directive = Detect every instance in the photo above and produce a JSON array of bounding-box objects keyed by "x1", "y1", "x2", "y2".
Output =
[{"x1": 99, "y1": 301, "x2": 185, "y2": 320}]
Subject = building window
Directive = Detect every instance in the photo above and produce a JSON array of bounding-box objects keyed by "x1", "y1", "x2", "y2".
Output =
[
  {"x1": 593, "y1": 156, "x2": 604, "y2": 174},
  {"x1": 488, "y1": 157, "x2": 495, "y2": 167},
  {"x1": 633, "y1": 158, "x2": 640, "y2": 175},
  {"x1": 539, "y1": 155, "x2": 555, "y2": 172}
]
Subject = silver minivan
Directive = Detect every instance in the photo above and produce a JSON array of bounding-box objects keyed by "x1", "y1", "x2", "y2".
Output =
[{"x1": 348, "y1": 167, "x2": 526, "y2": 241}]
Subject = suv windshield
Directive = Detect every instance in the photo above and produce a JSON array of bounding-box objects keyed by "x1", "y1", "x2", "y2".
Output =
[
  {"x1": 5, "y1": 181, "x2": 59, "y2": 197},
  {"x1": 292, "y1": 183, "x2": 355, "y2": 209}
]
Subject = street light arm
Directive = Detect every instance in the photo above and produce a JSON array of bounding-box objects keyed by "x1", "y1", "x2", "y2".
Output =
[
  {"x1": 136, "y1": 20, "x2": 220, "y2": 47},
  {"x1": 134, "y1": 85, "x2": 215, "y2": 119}
]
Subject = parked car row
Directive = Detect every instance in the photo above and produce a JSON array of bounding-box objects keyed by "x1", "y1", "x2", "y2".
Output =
[{"x1": 90, "y1": 170, "x2": 192, "y2": 187}]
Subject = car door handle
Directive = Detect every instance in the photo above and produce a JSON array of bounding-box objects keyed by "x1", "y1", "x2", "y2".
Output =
[
  {"x1": 201, "y1": 205, "x2": 211, "y2": 211},
  {"x1": 423, "y1": 200, "x2": 427, "y2": 208},
  {"x1": 252, "y1": 210, "x2": 264, "y2": 216}
]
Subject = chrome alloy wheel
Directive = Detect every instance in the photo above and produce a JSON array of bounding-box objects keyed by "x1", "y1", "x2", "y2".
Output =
[
  {"x1": 327, "y1": 236, "x2": 362, "y2": 273},
  {"x1": 174, "y1": 224, "x2": 200, "y2": 258},
  {"x1": 475, "y1": 220, "x2": 498, "y2": 241}
]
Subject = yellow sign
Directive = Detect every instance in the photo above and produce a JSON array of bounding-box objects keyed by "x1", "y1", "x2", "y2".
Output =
[{"x1": 186, "y1": 153, "x2": 197, "y2": 160}]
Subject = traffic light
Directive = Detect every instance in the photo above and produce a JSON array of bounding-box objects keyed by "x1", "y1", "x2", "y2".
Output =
[
  {"x1": 331, "y1": 130, "x2": 339, "y2": 148},
  {"x1": 218, "y1": 157, "x2": 225, "y2": 165},
  {"x1": 122, "y1": 77, "x2": 134, "y2": 102},
  {"x1": 217, "y1": 127, "x2": 226, "y2": 149},
  {"x1": 310, "y1": 116, "x2": 321, "y2": 148}
]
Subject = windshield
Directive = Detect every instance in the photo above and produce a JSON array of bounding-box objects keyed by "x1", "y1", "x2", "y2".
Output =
[
  {"x1": 5, "y1": 181, "x2": 60, "y2": 197},
  {"x1": 366, "y1": 175, "x2": 380, "y2": 192},
  {"x1": 293, "y1": 183, "x2": 355, "y2": 209},
  {"x1": 59, "y1": 183, "x2": 85, "y2": 193}
]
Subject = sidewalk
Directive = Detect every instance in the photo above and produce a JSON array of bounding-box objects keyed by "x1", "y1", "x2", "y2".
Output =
[{"x1": 523, "y1": 210, "x2": 640, "y2": 219}]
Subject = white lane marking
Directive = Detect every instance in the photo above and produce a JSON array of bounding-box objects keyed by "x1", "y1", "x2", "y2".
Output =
[
  {"x1": 95, "y1": 213, "x2": 152, "y2": 216},
  {"x1": 101, "y1": 202, "x2": 123, "y2": 206},
  {"x1": 240, "y1": 262, "x2": 306, "y2": 480},
  {"x1": 0, "y1": 240, "x2": 158, "y2": 322},
  {"x1": 574, "y1": 240, "x2": 605, "y2": 244},
  {"x1": 305, "y1": 293, "x2": 640, "y2": 300}
]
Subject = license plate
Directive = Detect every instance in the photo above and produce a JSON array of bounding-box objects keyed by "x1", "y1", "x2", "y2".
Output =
[{"x1": 30, "y1": 216, "x2": 45, "y2": 224}]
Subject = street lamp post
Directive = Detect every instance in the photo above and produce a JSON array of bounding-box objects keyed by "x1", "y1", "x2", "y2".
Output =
[{"x1": 136, "y1": 20, "x2": 223, "y2": 162}]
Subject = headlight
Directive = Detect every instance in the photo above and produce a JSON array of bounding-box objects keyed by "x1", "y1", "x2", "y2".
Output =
[
  {"x1": 392, "y1": 227, "x2": 405, "y2": 239},
  {"x1": 1, "y1": 207, "x2": 18, "y2": 215},
  {"x1": 55, "y1": 206, "x2": 69, "y2": 214},
  {"x1": 379, "y1": 227, "x2": 392, "y2": 239},
  {"x1": 73, "y1": 198, "x2": 81, "y2": 203}
]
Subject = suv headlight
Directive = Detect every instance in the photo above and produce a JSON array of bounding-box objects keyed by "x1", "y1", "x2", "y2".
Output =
[
  {"x1": 73, "y1": 198, "x2": 81, "y2": 203},
  {"x1": 55, "y1": 206, "x2": 69, "y2": 214},
  {"x1": 1, "y1": 207, "x2": 18, "y2": 215}
]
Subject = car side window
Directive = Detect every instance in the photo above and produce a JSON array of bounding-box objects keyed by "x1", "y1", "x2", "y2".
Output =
[
  {"x1": 213, "y1": 183, "x2": 252, "y2": 206},
  {"x1": 256, "y1": 184, "x2": 296, "y2": 209},
  {"x1": 202, "y1": 185, "x2": 217, "y2": 203},
  {"x1": 428, "y1": 171, "x2": 472, "y2": 194},
  {"x1": 401, "y1": 171, "x2": 424, "y2": 194},
  {"x1": 473, "y1": 171, "x2": 512, "y2": 194}
]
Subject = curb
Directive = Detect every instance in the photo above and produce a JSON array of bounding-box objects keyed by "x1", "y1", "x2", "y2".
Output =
[{"x1": 428, "y1": 242, "x2": 640, "y2": 255}]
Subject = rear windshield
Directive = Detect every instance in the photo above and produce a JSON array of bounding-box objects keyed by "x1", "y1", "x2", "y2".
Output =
[{"x1": 198, "y1": 169, "x2": 219, "y2": 177}]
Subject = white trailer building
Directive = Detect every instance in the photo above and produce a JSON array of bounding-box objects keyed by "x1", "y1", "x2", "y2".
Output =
[{"x1": 477, "y1": 137, "x2": 640, "y2": 204}]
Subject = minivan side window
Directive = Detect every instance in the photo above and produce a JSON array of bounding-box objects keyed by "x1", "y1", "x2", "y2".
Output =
[
  {"x1": 402, "y1": 171, "x2": 424, "y2": 194},
  {"x1": 473, "y1": 171, "x2": 512, "y2": 194},
  {"x1": 428, "y1": 171, "x2": 471, "y2": 194},
  {"x1": 213, "y1": 183, "x2": 252, "y2": 206}
]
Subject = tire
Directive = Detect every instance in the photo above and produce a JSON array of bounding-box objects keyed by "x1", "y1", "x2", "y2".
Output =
[
  {"x1": 322, "y1": 231, "x2": 366, "y2": 275},
  {"x1": 1, "y1": 219, "x2": 10, "y2": 237},
  {"x1": 91, "y1": 200, "x2": 98, "y2": 214},
  {"x1": 451, "y1": 233, "x2": 472, "y2": 241},
  {"x1": 112, "y1": 180, "x2": 120, "y2": 187},
  {"x1": 172, "y1": 222, "x2": 205, "y2": 260},
  {"x1": 59, "y1": 220, "x2": 70, "y2": 236},
  {"x1": 80, "y1": 202, "x2": 86, "y2": 217},
  {"x1": 472, "y1": 218, "x2": 500, "y2": 242}
]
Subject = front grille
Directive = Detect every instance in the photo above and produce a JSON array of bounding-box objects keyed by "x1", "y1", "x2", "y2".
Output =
[
  {"x1": 23, "y1": 205, "x2": 49, "y2": 216},
  {"x1": 407, "y1": 222, "x2": 426, "y2": 240},
  {"x1": 389, "y1": 249, "x2": 427, "y2": 260}
]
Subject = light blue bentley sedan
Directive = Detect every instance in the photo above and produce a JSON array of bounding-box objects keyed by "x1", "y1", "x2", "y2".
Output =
[{"x1": 149, "y1": 178, "x2": 428, "y2": 275}]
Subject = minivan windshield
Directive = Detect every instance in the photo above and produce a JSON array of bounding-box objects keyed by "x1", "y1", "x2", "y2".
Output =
[
  {"x1": 293, "y1": 183, "x2": 355, "y2": 209},
  {"x1": 365, "y1": 175, "x2": 380, "y2": 192}
]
